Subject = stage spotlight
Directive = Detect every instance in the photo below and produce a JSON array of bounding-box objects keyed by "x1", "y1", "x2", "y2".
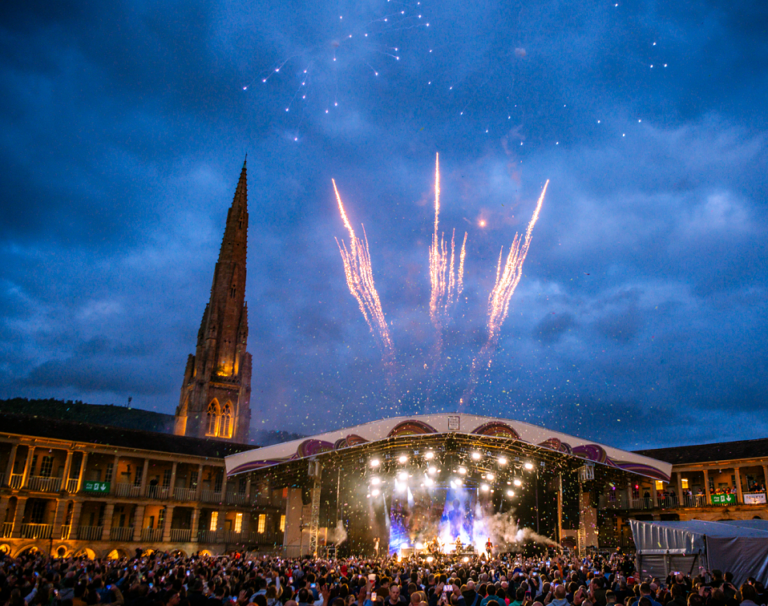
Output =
[
  {"x1": 462, "y1": 556, "x2": 470, "y2": 563},
  {"x1": 513, "y1": 478, "x2": 522, "y2": 487},
  {"x1": 370, "y1": 459, "x2": 380, "y2": 468},
  {"x1": 426, "y1": 556, "x2": 434, "y2": 563},
  {"x1": 471, "y1": 451, "x2": 482, "y2": 460},
  {"x1": 371, "y1": 477, "x2": 381, "y2": 485},
  {"x1": 424, "y1": 476, "x2": 434, "y2": 487},
  {"x1": 458, "y1": 466, "x2": 467, "y2": 475},
  {"x1": 480, "y1": 483, "x2": 490, "y2": 492},
  {"x1": 398, "y1": 455, "x2": 408, "y2": 464},
  {"x1": 428, "y1": 466, "x2": 438, "y2": 475},
  {"x1": 398, "y1": 471, "x2": 409, "y2": 481},
  {"x1": 395, "y1": 480, "x2": 407, "y2": 493},
  {"x1": 415, "y1": 542, "x2": 424, "y2": 550},
  {"x1": 371, "y1": 488, "x2": 380, "y2": 497},
  {"x1": 524, "y1": 462, "x2": 534, "y2": 470},
  {"x1": 425, "y1": 451, "x2": 435, "y2": 460},
  {"x1": 486, "y1": 473, "x2": 495, "y2": 481},
  {"x1": 498, "y1": 456, "x2": 508, "y2": 465},
  {"x1": 506, "y1": 489, "x2": 515, "y2": 497}
]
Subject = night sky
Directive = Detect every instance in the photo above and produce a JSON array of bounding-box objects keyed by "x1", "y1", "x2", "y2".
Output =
[{"x1": 1, "y1": 0, "x2": 767, "y2": 449}]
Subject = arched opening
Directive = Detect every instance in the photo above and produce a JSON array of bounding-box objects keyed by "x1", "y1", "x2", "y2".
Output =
[
  {"x1": 206, "y1": 400, "x2": 221, "y2": 437},
  {"x1": 171, "y1": 549, "x2": 187, "y2": 558},
  {"x1": 220, "y1": 403, "x2": 233, "y2": 438},
  {"x1": 56, "y1": 546, "x2": 68, "y2": 558},
  {"x1": 106, "y1": 548, "x2": 128, "y2": 560},
  {"x1": 17, "y1": 545, "x2": 41, "y2": 557},
  {"x1": 0, "y1": 544, "x2": 10, "y2": 555},
  {"x1": 74, "y1": 547, "x2": 96, "y2": 559},
  {"x1": 198, "y1": 549, "x2": 212, "y2": 557}
]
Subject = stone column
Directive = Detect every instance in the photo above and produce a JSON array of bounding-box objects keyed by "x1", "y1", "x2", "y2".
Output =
[
  {"x1": 626, "y1": 480, "x2": 634, "y2": 509},
  {"x1": 140, "y1": 459, "x2": 150, "y2": 495},
  {"x1": 169, "y1": 462, "x2": 178, "y2": 497},
  {"x1": 703, "y1": 469, "x2": 711, "y2": 503},
  {"x1": 68, "y1": 501, "x2": 83, "y2": 540},
  {"x1": 52, "y1": 499, "x2": 68, "y2": 539},
  {"x1": 22, "y1": 446, "x2": 36, "y2": 486},
  {"x1": 245, "y1": 475, "x2": 252, "y2": 502},
  {"x1": 162, "y1": 506, "x2": 175, "y2": 542},
  {"x1": 4, "y1": 444, "x2": 18, "y2": 486},
  {"x1": 196, "y1": 464, "x2": 205, "y2": 499},
  {"x1": 283, "y1": 488, "x2": 303, "y2": 556},
  {"x1": 734, "y1": 467, "x2": 743, "y2": 503},
  {"x1": 651, "y1": 481, "x2": 659, "y2": 508},
  {"x1": 77, "y1": 452, "x2": 89, "y2": 491},
  {"x1": 11, "y1": 497, "x2": 28, "y2": 538},
  {"x1": 219, "y1": 468, "x2": 228, "y2": 499},
  {"x1": 676, "y1": 472, "x2": 685, "y2": 507},
  {"x1": 0, "y1": 496, "x2": 10, "y2": 527},
  {"x1": 132, "y1": 505, "x2": 145, "y2": 542},
  {"x1": 111, "y1": 454, "x2": 121, "y2": 492},
  {"x1": 102, "y1": 503, "x2": 115, "y2": 540},
  {"x1": 61, "y1": 451, "x2": 74, "y2": 492},
  {"x1": 190, "y1": 508, "x2": 201, "y2": 543}
]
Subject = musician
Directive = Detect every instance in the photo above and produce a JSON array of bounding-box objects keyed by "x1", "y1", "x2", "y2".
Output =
[
  {"x1": 485, "y1": 537, "x2": 493, "y2": 558},
  {"x1": 455, "y1": 537, "x2": 463, "y2": 552}
]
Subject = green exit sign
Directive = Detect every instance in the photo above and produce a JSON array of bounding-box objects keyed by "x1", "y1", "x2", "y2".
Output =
[{"x1": 83, "y1": 481, "x2": 111, "y2": 494}]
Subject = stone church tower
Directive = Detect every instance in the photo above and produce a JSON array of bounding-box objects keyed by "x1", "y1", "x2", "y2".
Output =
[{"x1": 174, "y1": 160, "x2": 252, "y2": 442}]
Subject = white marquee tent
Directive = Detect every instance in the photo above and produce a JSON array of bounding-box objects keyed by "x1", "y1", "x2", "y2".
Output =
[{"x1": 630, "y1": 519, "x2": 768, "y2": 585}]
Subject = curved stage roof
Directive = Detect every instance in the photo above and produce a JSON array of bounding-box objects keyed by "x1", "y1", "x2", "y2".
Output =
[{"x1": 226, "y1": 413, "x2": 672, "y2": 482}]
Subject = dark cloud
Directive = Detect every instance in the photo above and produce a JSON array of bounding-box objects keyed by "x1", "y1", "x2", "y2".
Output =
[{"x1": 1, "y1": 0, "x2": 767, "y2": 449}]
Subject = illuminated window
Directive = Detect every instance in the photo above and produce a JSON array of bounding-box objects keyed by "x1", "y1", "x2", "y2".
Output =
[
  {"x1": 258, "y1": 514, "x2": 266, "y2": 533},
  {"x1": 234, "y1": 513, "x2": 243, "y2": 533},
  {"x1": 655, "y1": 481, "x2": 664, "y2": 491},
  {"x1": 681, "y1": 478, "x2": 689, "y2": 489},
  {"x1": 206, "y1": 401, "x2": 221, "y2": 436},
  {"x1": 220, "y1": 403, "x2": 233, "y2": 438},
  {"x1": 105, "y1": 463, "x2": 114, "y2": 483},
  {"x1": 39, "y1": 456, "x2": 54, "y2": 478},
  {"x1": 280, "y1": 515, "x2": 285, "y2": 532},
  {"x1": 209, "y1": 511, "x2": 218, "y2": 532}
]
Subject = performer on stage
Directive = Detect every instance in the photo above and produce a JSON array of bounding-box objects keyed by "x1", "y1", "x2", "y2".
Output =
[
  {"x1": 455, "y1": 536, "x2": 463, "y2": 553},
  {"x1": 485, "y1": 537, "x2": 493, "y2": 558}
]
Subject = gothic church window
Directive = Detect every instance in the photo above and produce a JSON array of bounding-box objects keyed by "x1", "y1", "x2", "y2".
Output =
[
  {"x1": 206, "y1": 401, "x2": 221, "y2": 437},
  {"x1": 220, "y1": 403, "x2": 233, "y2": 438}
]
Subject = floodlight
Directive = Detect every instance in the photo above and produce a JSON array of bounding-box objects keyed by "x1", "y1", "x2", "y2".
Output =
[
  {"x1": 498, "y1": 456, "x2": 508, "y2": 465},
  {"x1": 480, "y1": 483, "x2": 490, "y2": 492},
  {"x1": 398, "y1": 455, "x2": 408, "y2": 464},
  {"x1": 371, "y1": 477, "x2": 381, "y2": 485},
  {"x1": 506, "y1": 490, "x2": 515, "y2": 497},
  {"x1": 513, "y1": 478, "x2": 522, "y2": 487},
  {"x1": 370, "y1": 459, "x2": 380, "y2": 468},
  {"x1": 425, "y1": 451, "x2": 435, "y2": 460},
  {"x1": 371, "y1": 488, "x2": 380, "y2": 497},
  {"x1": 458, "y1": 466, "x2": 467, "y2": 475},
  {"x1": 524, "y1": 462, "x2": 534, "y2": 470},
  {"x1": 471, "y1": 452, "x2": 482, "y2": 461}
]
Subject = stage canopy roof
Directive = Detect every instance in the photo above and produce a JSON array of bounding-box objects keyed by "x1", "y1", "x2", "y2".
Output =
[{"x1": 226, "y1": 413, "x2": 671, "y2": 483}]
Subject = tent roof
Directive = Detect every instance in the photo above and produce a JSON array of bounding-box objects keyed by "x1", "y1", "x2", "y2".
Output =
[
  {"x1": 225, "y1": 413, "x2": 671, "y2": 481},
  {"x1": 631, "y1": 519, "x2": 768, "y2": 556}
]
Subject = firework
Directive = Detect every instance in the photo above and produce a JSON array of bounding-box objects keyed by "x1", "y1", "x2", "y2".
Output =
[
  {"x1": 333, "y1": 179, "x2": 394, "y2": 358},
  {"x1": 428, "y1": 153, "x2": 468, "y2": 329},
  {"x1": 461, "y1": 180, "x2": 549, "y2": 408}
]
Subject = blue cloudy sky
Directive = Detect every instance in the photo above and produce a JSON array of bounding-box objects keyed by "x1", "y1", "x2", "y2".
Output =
[{"x1": 1, "y1": 0, "x2": 766, "y2": 449}]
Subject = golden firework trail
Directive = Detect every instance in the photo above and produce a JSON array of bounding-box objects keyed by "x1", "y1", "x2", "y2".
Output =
[
  {"x1": 461, "y1": 179, "x2": 549, "y2": 408},
  {"x1": 429, "y1": 153, "x2": 468, "y2": 328},
  {"x1": 332, "y1": 179, "x2": 394, "y2": 357}
]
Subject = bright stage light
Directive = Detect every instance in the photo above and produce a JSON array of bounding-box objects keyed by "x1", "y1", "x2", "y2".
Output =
[
  {"x1": 425, "y1": 451, "x2": 435, "y2": 460},
  {"x1": 395, "y1": 480, "x2": 406, "y2": 493},
  {"x1": 524, "y1": 462, "x2": 534, "y2": 470},
  {"x1": 428, "y1": 466, "x2": 437, "y2": 475},
  {"x1": 480, "y1": 483, "x2": 490, "y2": 492},
  {"x1": 498, "y1": 456, "x2": 508, "y2": 465},
  {"x1": 485, "y1": 473, "x2": 495, "y2": 481},
  {"x1": 371, "y1": 488, "x2": 380, "y2": 496},
  {"x1": 415, "y1": 542, "x2": 424, "y2": 550},
  {"x1": 506, "y1": 489, "x2": 515, "y2": 497},
  {"x1": 426, "y1": 556, "x2": 434, "y2": 563},
  {"x1": 398, "y1": 455, "x2": 409, "y2": 464},
  {"x1": 424, "y1": 476, "x2": 434, "y2": 487},
  {"x1": 370, "y1": 459, "x2": 380, "y2": 468},
  {"x1": 513, "y1": 478, "x2": 522, "y2": 487},
  {"x1": 458, "y1": 466, "x2": 467, "y2": 475},
  {"x1": 371, "y1": 477, "x2": 381, "y2": 485},
  {"x1": 462, "y1": 556, "x2": 470, "y2": 563},
  {"x1": 471, "y1": 452, "x2": 482, "y2": 461},
  {"x1": 398, "y1": 471, "x2": 409, "y2": 481}
]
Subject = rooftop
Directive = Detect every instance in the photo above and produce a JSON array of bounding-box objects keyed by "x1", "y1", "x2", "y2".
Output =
[
  {"x1": 0, "y1": 412, "x2": 259, "y2": 459},
  {"x1": 635, "y1": 437, "x2": 768, "y2": 465}
]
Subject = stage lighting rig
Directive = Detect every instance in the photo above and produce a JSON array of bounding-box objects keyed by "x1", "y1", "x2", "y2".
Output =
[
  {"x1": 425, "y1": 451, "x2": 435, "y2": 460},
  {"x1": 471, "y1": 451, "x2": 482, "y2": 461},
  {"x1": 513, "y1": 478, "x2": 522, "y2": 487},
  {"x1": 498, "y1": 456, "x2": 508, "y2": 466},
  {"x1": 506, "y1": 489, "x2": 515, "y2": 497},
  {"x1": 370, "y1": 459, "x2": 380, "y2": 468},
  {"x1": 524, "y1": 462, "x2": 534, "y2": 470},
  {"x1": 398, "y1": 455, "x2": 409, "y2": 464}
]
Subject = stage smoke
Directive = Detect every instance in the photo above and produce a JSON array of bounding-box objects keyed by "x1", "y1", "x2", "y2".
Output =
[
  {"x1": 332, "y1": 520, "x2": 348, "y2": 546},
  {"x1": 475, "y1": 510, "x2": 558, "y2": 548}
]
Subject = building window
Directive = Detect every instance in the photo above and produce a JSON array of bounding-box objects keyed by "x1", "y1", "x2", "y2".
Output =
[
  {"x1": 220, "y1": 403, "x2": 233, "y2": 438},
  {"x1": 209, "y1": 511, "x2": 218, "y2": 532},
  {"x1": 162, "y1": 469, "x2": 172, "y2": 488},
  {"x1": 214, "y1": 470, "x2": 224, "y2": 493},
  {"x1": 234, "y1": 513, "x2": 243, "y2": 533},
  {"x1": 681, "y1": 478, "x2": 689, "y2": 489},
  {"x1": 39, "y1": 456, "x2": 54, "y2": 478},
  {"x1": 30, "y1": 501, "x2": 46, "y2": 524},
  {"x1": 190, "y1": 471, "x2": 199, "y2": 489},
  {"x1": 206, "y1": 401, "x2": 221, "y2": 436},
  {"x1": 31, "y1": 454, "x2": 38, "y2": 475},
  {"x1": 134, "y1": 466, "x2": 143, "y2": 487},
  {"x1": 230, "y1": 285, "x2": 237, "y2": 298},
  {"x1": 280, "y1": 515, "x2": 285, "y2": 532},
  {"x1": 158, "y1": 508, "x2": 165, "y2": 530},
  {"x1": 655, "y1": 480, "x2": 664, "y2": 491},
  {"x1": 105, "y1": 463, "x2": 114, "y2": 483},
  {"x1": 258, "y1": 514, "x2": 266, "y2": 533}
]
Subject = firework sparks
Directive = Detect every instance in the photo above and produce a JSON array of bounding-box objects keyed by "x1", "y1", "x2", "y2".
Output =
[
  {"x1": 429, "y1": 153, "x2": 468, "y2": 328},
  {"x1": 332, "y1": 179, "x2": 394, "y2": 358},
  {"x1": 461, "y1": 179, "x2": 549, "y2": 408}
]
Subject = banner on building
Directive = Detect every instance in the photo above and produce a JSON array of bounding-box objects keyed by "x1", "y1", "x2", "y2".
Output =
[
  {"x1": 710, "y1": 493, "x2": 737, "y2": 505},
  {"x1": 743, "y1": 492, "x2": 767, "y2": 504}
]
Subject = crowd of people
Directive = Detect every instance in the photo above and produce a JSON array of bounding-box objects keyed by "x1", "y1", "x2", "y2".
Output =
[{"x1": 1, "y1": 549, "x2": 766, "y2": 606}]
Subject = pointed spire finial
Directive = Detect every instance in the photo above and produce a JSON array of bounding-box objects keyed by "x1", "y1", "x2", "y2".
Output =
[{"x1": 243, "y1": 153, "x2": 247, "y2": 169}]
